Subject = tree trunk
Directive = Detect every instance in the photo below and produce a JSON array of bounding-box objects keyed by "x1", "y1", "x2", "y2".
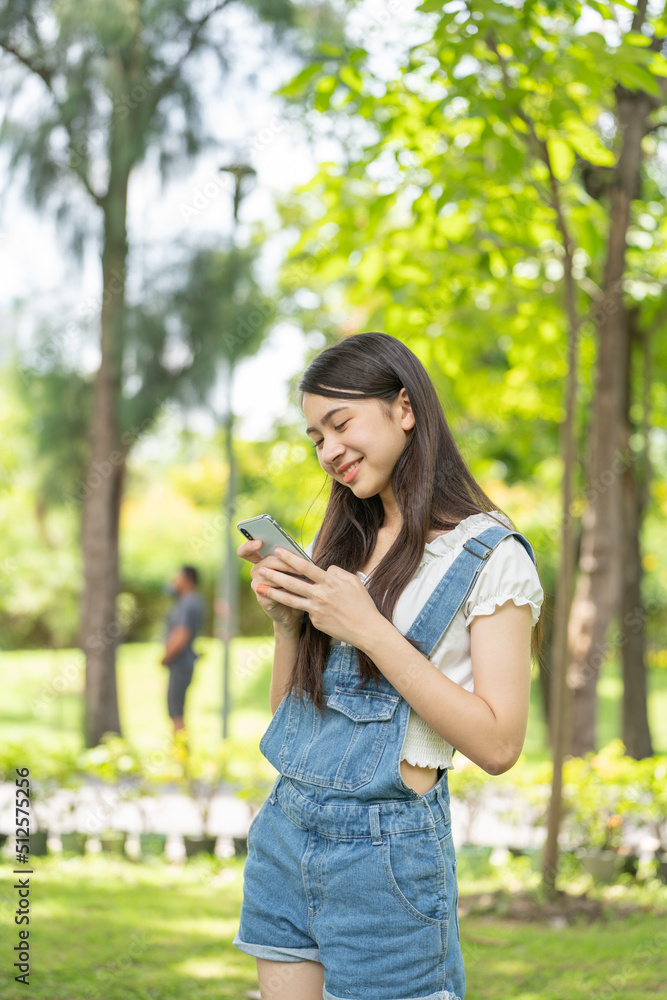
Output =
[
  {"x1": 620, "y1": 307, "x2": 652, "y2": 758},
  {"x1": 537, "y1": 620, "x2": 552, "y2": 727},
  {"x1": 566, "y1": 85, "x2": 652, "y2": 756},
  {"x1": 80, "y1": 99, "x2": 130, "y2": 746},
  {"x1": 80, "y1": 323, "x2": 124, "y2": 745},
  {"x1": 542, "y1": 154, "x2": 579, "y2": 892}
]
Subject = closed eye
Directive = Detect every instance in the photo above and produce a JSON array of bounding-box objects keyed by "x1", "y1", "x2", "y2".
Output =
[{"x1": 311, "y1": 420, "x2": 348, "y2": 450}]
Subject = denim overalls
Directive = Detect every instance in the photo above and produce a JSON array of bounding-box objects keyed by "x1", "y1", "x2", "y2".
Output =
[{"x1": 233, "y1": 525, "x2": 537, "y2": 1000}]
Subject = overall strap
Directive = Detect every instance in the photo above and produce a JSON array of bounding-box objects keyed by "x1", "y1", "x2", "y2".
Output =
[{"x1": 404, "y1": 525, "x2": 536, "y2": 658}]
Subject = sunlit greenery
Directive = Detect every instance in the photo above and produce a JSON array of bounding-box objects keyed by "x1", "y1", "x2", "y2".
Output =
[{"x1": 2, "y1": 0, "x2": 667, "y2": 994}]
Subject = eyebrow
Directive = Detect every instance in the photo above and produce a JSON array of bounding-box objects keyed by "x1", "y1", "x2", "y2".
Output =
[{"x1": 306, "y1": 406, "x2": 350, "y2": 436}]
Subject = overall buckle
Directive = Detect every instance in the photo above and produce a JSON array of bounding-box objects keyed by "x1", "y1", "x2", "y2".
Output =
[{"x1": 462, "y1": 537, "x2": 494, "y2": 560}]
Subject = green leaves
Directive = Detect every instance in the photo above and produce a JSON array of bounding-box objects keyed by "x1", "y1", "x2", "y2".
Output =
[
  {"x1": 338, "y1": 62, "x2": 362, "y2": 93},
  {"x1": 417, "y1": 0, "x2": 448, "y2": 12},
  {"x1": 615, "y1": 59, "x2": 663, "y2": 96},
  {"x1": 546, "y1": 137, "x2": 575, "y2": 182},
  {"x1": 278, "y1": 61, "x2": 324, "y2": 98},
  {"x1": 275, "y1": 0, "x2": 667, "y2": 502},
  {"x1": 555, "y1": 118, "x2": 616, "y2": 168}
]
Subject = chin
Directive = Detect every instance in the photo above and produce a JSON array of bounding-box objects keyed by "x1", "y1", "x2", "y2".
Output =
[{"x1": 350, "y1": 485, "x2": 378, "y2": 499}]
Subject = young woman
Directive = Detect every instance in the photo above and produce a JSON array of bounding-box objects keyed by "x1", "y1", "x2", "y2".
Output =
[{"x1": 233, "y1": 332, "x2": 544, "y2": 1000}]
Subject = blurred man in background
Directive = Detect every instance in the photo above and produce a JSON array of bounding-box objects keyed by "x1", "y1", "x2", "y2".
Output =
[{"x1": 162, "y1": 565, "x2": 205, "y2": 737}]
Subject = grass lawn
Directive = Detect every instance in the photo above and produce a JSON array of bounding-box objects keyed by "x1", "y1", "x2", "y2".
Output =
[
  {"x1": 0, "y1": 638, "x2": 277, "y2": 756},
  {"x1": 0, "y1": 853, "x2": 664, "y2": 1000},
  {"x1": 1, "y1": 638, "x2": 666, "y2": 760},
  {"x1": 458, "y1": 909, "x2": 666, "y2": 1000}
]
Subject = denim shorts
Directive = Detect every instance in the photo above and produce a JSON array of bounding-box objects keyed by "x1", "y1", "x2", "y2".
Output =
[
  {"x1": 234, "y1": 770, "x2": 464, "y2": 1000},
  {"x1": 233, "y1": 641, "x2": 466, "y2": 1000}
]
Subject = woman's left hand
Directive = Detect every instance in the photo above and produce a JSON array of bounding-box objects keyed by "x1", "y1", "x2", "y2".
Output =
[{"x1": 255, "y1": 547, "x2": 383, "y2": 646}]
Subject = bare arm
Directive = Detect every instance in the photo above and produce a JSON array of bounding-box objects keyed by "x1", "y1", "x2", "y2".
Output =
[
  {"x1": 270, "y1": 623, "x2": 301, "y2": 715},
  {"x1": 358, "y1": 599, "x2": 533, "y2": 775},
  {"x1": 236, "y1": 537, "x2": 305, "y2": 715},
  {"x1": 161, "y1": 624, "x2": 192, "y2": 665},
  {"x1": 254, "y1": 547, "x2": 534, "y2": 774}
]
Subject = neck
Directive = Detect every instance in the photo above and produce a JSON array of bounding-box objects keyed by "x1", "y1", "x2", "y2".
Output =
[{"x1": 379, "y1": 487, "x2": 402, "y2": 535}]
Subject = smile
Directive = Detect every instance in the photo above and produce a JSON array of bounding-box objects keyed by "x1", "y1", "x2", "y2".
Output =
[{"x1": 342, "y1": 459, "x2": 363, "y2": 483}]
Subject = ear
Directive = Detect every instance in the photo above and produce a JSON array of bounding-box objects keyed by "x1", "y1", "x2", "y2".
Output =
[{"x1": 398, "y1": 387, "x2": 415, "y2": 431}]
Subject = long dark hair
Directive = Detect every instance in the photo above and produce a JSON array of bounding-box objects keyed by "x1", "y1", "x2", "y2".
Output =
[{"x1": 291, "y1": 332, "x2": 544, "y2": 710}]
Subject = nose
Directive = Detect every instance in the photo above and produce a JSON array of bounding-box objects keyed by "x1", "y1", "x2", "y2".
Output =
[{"x1": 320, "y1": 435, "x2": 345, "y2": 468}]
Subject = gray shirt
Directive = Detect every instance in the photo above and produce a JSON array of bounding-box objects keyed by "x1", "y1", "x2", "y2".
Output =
[{"x1": 165, "y1": 591, "x2": 205, "y2": 670}]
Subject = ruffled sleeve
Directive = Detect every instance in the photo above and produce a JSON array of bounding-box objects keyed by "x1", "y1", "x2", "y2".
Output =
[{"x1": 463, "y1": 535, "x2": 544, "y2": 629}]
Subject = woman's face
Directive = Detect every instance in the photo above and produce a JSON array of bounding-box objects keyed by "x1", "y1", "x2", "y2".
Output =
[{"x1": 302, "y1": 389, "x2": 414, "y2": 500}]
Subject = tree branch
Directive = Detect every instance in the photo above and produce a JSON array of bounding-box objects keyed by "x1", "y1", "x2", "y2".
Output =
[
  {"x1": 0, "y1": 38, "x2": 104, "y2": 205},
  {"x1": 146, "y1": 0, "x2": 236, "y2": 114},
  {"x1": 68, "y1": 159, "x2": 105, "y2": 208},
  {"x1": 471, "y1": 229, "x2": 550, "y2": 257},
  {"x1": 485, "y1": 36, "x2": 550, "y2": 164},
  {"x1": 0, "y1": 40, "x2": 53, "y2": 89},
  {"x1": 485, "y1": 35, "x2": 578, "y2": 266},
  {"x1": 631, "y1": 0, "x2": 649, "y2": 34},
  {"x1": 577, "y1": 275, "x2": 603, "y2": 301}
]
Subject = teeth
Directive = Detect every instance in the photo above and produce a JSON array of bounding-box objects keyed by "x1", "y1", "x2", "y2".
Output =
[{"x1": 345, "y1": 460, "x2": 361, "y2": 474}]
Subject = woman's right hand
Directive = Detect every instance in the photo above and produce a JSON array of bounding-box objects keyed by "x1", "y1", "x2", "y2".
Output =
[{"x1": 237, "y1": 539, "x2": 304, "y2": 636}]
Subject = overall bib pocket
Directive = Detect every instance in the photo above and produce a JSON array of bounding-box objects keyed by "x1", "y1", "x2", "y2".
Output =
[{"x1": 260, "y1": 684, "x2": 400, "y2": 791}]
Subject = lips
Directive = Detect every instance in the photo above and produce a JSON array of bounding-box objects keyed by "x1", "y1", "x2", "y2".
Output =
[
  {"x1": 336, "y1": 458, "x2": 361, "y2": 475},
  {"x1": 341, "y1": 458, "x2": 363, "y2": 483}
]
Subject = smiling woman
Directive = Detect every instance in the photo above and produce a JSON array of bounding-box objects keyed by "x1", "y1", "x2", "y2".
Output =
[
  {"x1": 233, "y1": 332, "x2": 545, "y2": 1000},
  {"x1": 304, "y1": 392, "x2": 412, "y2": 493}
]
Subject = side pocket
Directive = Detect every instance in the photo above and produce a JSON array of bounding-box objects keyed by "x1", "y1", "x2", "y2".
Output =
[{"x1": 382, "y1": 828, "x2": 447, "y2": 926}]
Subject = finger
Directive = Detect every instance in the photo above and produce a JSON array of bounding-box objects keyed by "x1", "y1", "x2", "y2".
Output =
[
  {"x1": 257, "y1": 583, "x2": 309, "y2": 611},
  {"x1": 237, "y1": 539, "x2": 263, "y2": 563},
  {"x1": 256, "y1": 553, "x2": 303, "y2": 573},
  {"x1": 251, "y1": 557, "x2": 300, "y2": 586},
  {"x1": 253, "y1": 577, "x2": 295, "y2": 603},
  {"x1": 258, "y1": 566, "x2": 318, "y2": 598},
  {"x1": 273, "y1": 546, "x2": 326, "y2": 582}
]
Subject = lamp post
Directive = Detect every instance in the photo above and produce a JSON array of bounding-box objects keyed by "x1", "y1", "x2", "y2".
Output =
[
  {"x1": 217, "y1": 161, "x2": 256, "y2": 740},
  {"x1": 220, "y1": 163, "x2": 257, "y2": 225}
]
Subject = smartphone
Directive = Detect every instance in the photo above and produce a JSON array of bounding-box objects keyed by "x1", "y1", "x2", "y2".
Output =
[{"x1": 237, "y1": 514, "x2": 316, "y2": 564}]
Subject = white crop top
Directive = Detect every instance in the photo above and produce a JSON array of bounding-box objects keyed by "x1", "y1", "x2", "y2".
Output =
[{"x1": 304, "y1": 510, "x2": 544, "y2": 771}]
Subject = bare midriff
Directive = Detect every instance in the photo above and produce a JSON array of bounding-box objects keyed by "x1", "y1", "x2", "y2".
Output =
[{"x1": 400, "y1": 759, "x2": 440, "y2": 795}]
